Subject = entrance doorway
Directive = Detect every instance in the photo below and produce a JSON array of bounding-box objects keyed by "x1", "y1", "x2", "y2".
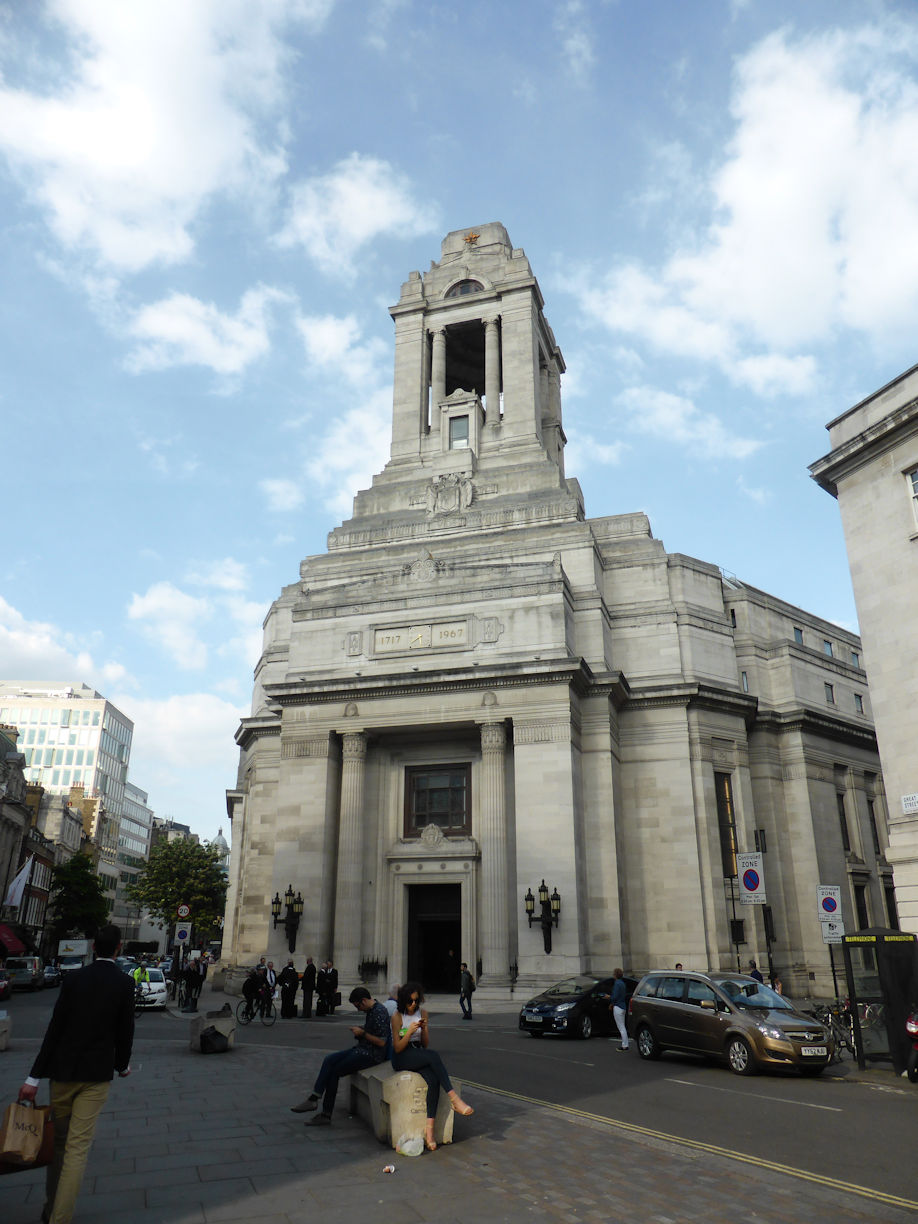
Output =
[{"x1": 407, "y1": 883, "x2": 461, "y2": 992}]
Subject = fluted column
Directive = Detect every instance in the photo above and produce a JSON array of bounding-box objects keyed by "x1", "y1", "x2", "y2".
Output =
[
  {"x1": 334, "y1": 731, "x2": 366, "y2": 984},
  {"x1": 478, "y1": 721, "x2": 509, "y2": 984},
  {"x1": 430, "y1": 327, "x2": 446, "y2": 433},
  {"x1": 484, "y1": 316, "x2": 501, "y2": 425}
]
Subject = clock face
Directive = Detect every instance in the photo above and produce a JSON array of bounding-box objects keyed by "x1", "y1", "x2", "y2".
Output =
[{"x1": 409, "y1": 625, "x2": 431, "y2": 649}]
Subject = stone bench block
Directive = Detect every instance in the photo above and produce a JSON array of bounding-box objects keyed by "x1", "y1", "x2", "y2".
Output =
[
  {"x1": 349, "y1": 1063, "x2": 458, "y2": 1149},
  {"x1": 188, "y1": 1011, "x2": 235, "y2": 1053}
]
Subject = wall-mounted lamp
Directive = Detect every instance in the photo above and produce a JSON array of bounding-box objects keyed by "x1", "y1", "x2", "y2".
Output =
[
  {"x1": 523, "y1": 879, "x2": 561, "y2": 953},
  {"x1": 271, "y1": 884, "x2": 304, "y2": 953}
]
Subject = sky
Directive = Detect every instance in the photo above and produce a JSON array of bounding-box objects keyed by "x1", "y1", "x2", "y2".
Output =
[{"x1": 2, "y1": 0, "x2": 918, "y2": 846}]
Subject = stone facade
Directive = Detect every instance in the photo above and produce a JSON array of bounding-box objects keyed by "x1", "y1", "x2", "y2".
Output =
[
  {"x1": 226, "y1": 224, "x2": 890, "y2": 998},
  {"x1": 811, "y1": 364, "x2": 918, "y2": 931}
]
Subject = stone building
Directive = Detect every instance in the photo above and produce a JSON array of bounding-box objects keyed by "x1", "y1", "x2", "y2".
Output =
[
  {"x1": 811, "y1": 363, "x2": 918, "y2": 930},
  {"x1": 225, "y1": 224, "x2": 890, "y2": 998}
]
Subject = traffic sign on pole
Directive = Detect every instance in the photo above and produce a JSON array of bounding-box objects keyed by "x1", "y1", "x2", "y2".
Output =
[
  {"x1": 737, "y1": 852, "x2": 766, "y2": 905},
  {"x1": 177, "y1": 903, "x2": 191, "y2": 919},
  {"x1": 176, "y1": 926, "x2": 190, "y2": 943},
  {"x1": 821, "y1": 918, "x2": 845, "y2": 944},
  {"x1": 817, "y1": 885, "x2": 841, "y2": 922}
]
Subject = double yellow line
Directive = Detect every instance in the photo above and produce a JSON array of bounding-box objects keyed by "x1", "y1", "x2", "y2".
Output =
[{"x1": 461, "y1": 1079, "x2": 918, "y2": 1212}]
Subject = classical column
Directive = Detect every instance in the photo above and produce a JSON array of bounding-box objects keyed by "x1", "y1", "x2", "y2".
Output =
[
  {"x1": 333, "y1": 731, "x2": 367, "y2": 985},
  {"x1": 430, "y1": 327, "x2": 446, "y2": 433},
  {"x1": 484, "y1": 316, "x2": 501, "y2": 425},
  {"x1": 478, "y1": 721, "x2": 509, "y2": 984}
]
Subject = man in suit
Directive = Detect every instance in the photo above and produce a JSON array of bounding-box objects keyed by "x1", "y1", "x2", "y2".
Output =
[
  {"x1": 19, "y1": 923, "x2": 134, "y2": 1224},
  {"x1": 300, "y1": 955, "x2": 317, "y2": 1018}
]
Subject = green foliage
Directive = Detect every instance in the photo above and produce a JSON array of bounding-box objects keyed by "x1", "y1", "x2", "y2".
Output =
[
  {"x1": 127, "y1": 838, "x2": 226, "y2": 942},
  {"x1": 48, "y1": 853, "x2": 110, "y2": 939}
]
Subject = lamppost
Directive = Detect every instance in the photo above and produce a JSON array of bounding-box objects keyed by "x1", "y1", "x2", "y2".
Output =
[
  {"x1": 523, "y1": 879, "x2": 562, "y2": 953},
  {"x1": 271, "y1": 885, "x2": 304, "y2": 953}
]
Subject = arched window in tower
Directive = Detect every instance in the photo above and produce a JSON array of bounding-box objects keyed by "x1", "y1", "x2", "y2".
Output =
[{"x1": 445, "y1": 279, "x2": 484, "y2": 298}]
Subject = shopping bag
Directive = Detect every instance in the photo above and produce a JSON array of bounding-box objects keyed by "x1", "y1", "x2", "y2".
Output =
[{"x1": 0, "y1": 1100, "x2": 53, "y2": 1174}]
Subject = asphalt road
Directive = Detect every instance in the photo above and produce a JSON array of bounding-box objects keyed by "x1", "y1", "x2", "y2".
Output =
[{"x1": 6, "y1": 986, "x2": 915, "y2": 1206}]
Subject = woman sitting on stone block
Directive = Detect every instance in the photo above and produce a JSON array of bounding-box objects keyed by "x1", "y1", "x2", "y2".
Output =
[{"x1": 390, "y1": 981, "x2": 473, "y2": 1151}]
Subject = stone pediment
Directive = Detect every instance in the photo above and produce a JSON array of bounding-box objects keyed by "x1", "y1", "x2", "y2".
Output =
[{"x1": 386, "y1": 828, "x2": 480, "y2": 862}]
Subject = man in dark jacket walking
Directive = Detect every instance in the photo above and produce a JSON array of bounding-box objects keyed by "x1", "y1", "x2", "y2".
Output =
[
  {"x1": 301, "y1": 956, "x2": 317, "y2": 1018},
  {"x1": 19, "y1": 923, "x2": 134, "y2": 1223}
]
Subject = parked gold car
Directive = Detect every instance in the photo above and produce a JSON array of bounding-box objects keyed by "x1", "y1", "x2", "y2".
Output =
[{"x1": 628, "y1": 970, "x2": 833, "y2": 1076}]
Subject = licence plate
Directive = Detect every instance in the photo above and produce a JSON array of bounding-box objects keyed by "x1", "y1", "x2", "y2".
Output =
[
  {"x1": 800, "y1": 1045, "x2": 827, "y2": 1056},
  {"x1": 524, "y1": 1011, "x2": 541, "y2": 1022}
]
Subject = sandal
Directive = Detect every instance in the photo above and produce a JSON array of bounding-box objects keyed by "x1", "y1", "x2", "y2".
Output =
[
  {"x1": 424, "y1": 1122, "x2": 437, "y2": 1151},
  {"x1": 450, "y1": 1096, "x2": 474, "y2": 1116}
]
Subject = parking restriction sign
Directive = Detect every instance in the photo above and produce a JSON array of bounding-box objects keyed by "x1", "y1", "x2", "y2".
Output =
[
  {"x1": 737, "y1": 852, "x2": 766, "y2": 905},
  {"x1": 817, "y1": 885, "x2": 841, "y2": 922}
]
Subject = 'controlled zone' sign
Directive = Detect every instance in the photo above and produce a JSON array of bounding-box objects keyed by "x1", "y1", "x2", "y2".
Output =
[
  {"x1": 817, "y1": 885, "x2": 841, "y2": 922},
  {"x1": 737, "y1": 852, "x2": 766, "y2": 905}
]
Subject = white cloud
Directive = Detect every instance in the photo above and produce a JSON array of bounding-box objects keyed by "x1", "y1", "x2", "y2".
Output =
[
  {"x1": 0, "y1": 596, "x2": 133, "y2": 690},
  {"x1": 736, "y1": 475, "x2": 770, "y2": 505},
  {"x1": 553, "y1": 1, "x2": 596, "y2": 83},
  {"x1": 616, "y1": 386, "x2": 762, "y2": 460},
  {"x1": 296, "y1": 313, "x2": 388, "y2": 386},
  {"x1": 572, "y1": 21, "x2": 918, "y2": 390},
  {"x1": 0, "y1": 1, "x2": 332, "y2": 272},
  {"x1": 138, "y1": 434, "x2": 200, "y2": 478},
  {"x1": 126, "y1": 285, "x2": 291, "y2": 375},
  {"x1": 563, "y1": 433, "x2": 627, "y2": 474},
  {"x1": 185, "y1": 559, "x2": 250, "y2": 592},
  {"x1": 127, "y1": 581, "x2": 211, "y2": 670},
  {"x1": 112, "y1": 690, "x2": 247, "y2": 837},
  {"x1": 277, "y1": 153, "x2": 437, "y2": 276},
  {"x1": 260, "y1": 478, "x2": 306, "y2": 513},
  {"x1": 305, "y1": 389, "x2": 392, "y2": 517}
]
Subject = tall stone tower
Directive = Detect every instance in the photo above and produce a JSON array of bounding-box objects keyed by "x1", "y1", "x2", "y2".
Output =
[{"x1": 224, "y1": 225, "x2": 887, "y2": 1001}]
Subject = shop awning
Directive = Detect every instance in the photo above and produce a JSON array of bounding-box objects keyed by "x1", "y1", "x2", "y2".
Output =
[{"x1": 0, "y1": 924, "x2": 26, "y2": 954}]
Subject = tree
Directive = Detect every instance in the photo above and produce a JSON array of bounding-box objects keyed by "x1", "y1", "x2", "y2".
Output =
[
  {"x1": 127, "y1": 839, "x2": 226, "y2": 943},
  {"x1": 48, "y1": 853, "x2": 110, "y2": 940}
]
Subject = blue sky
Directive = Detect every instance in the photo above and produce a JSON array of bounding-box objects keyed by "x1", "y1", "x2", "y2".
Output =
[{"x1": 2, "y1": 0, "x2": 917, "y2": 845}]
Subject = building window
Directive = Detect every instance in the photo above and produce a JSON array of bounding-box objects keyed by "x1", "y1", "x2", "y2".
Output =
[
  {"x1": 794, "y1": 627, "x2": 804, "y2": 644},
  {"x1": 823, "y1": 639, "x2": 834, "y2": 658},
  {"x1": 908, "y1": 466, "x2": 918, "y2": 524},
  {"x1": 824, "y1": 683, "x2": 835, "y2": 704},
  {"x1": 445, "y1": 279, "x2": 484, "y2": 298},
  {"x1": 730, "y1": 608, "x2": 737, "y2": 628},
  {"x1": 854, "y1": 883, "x2": 869, "y2": 930},
  {"x1": 714, "y1": 772, "x2": 737, "y2": 878},
  {"x1": 741, "y1": 671, "x2": 749, "y2": 693},
  {"x1": 867, "y1": 798, "x2": 881, "y2": 856},
  {"x1": 837, "y1": 792, "x2": 851, "y2": 852},
  {"x1": 851, "y1": 650, "x2": 860, "y2": 668},
  {"x1": 885, "y1": 882, "x2": 899, "y2": 930},
  {"x1": 854, "y1": 693, "x2": 864, "y2": 715},
  {"x1": 448, "y1": 415, "x2": 469, "y2": 449},
  {"x1": 405, "y1": 765, "x2": 471, "y2": 836}
]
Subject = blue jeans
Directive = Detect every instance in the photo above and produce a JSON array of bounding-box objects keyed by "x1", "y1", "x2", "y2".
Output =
[
  {"x1": 459, "y1": 992, "x2": 472, "y2": 1017},
  {"x1": 313, "y1": 1047, "x2": 377, "y2": 1116}
]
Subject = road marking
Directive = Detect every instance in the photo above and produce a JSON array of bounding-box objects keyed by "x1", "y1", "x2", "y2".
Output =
[
  {"x1": 480, "y1": 1045, "x2": 594, "y2": 1067},
  {"x1": 460, "y1": 1079, "x2": 918, "y2": 1212},
  {"x1": 665, "y1": 1077, "x2": 842, "y2": 1112}
]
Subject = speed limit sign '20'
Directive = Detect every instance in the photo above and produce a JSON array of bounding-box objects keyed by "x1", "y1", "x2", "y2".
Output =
[{"x1": 177, "y1": 903, "x2": 191, "y2": 920}]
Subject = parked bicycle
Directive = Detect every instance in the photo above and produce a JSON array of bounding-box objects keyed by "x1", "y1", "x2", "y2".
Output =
[
  {"x1": 811, "y1": 1001, "x2": 855, "y2": 1061},
  {"x1": 236, "y1": 992, "x2": 277, "y2": 1027}
]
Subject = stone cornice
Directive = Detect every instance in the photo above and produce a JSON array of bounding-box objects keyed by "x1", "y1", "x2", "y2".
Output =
[
  {"x1": 810, "y1": 394, "x2": 918, "y2": 496},
  {"x1": 234, "y1": 713, "x2": 281, "y2": 751},
  {"x1": 262, "y1": 659, "x2": 630, "y2": 709},
  {"x1": 751, "y1": 706, "x2": 879, "y2": 750}
]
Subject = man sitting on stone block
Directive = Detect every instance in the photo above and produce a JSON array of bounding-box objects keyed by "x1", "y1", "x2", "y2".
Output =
[{"x1": 290, "y1": 986, "x2": 389, "y2": 1125}]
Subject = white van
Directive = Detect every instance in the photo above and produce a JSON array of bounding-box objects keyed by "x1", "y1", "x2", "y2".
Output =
[{"x1": 6, "y1": 955, "x2": 44, "y2": 991}]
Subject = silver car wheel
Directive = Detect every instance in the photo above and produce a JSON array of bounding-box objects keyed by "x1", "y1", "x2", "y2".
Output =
[{"x1": 727, "y1": 1036, "x2": 756, "y2": 1075}]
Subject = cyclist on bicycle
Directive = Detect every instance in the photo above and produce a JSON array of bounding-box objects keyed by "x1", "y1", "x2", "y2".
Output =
[
  {"x1": 132, "y1": 961, "x2": 150, "y2": 1005},
  {"x1": 242, "y1": 967, "x2": 266, "y2": 1020}
]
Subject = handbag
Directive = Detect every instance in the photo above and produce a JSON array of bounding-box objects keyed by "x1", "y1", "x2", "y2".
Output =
[{"x1": 0, "y1": 1100, "x2": 54, "y2": 1175}]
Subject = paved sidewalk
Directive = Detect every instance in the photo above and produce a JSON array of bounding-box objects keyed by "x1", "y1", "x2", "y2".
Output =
[{"x1": 0, "y1": 997, "x2": 913, "y2": 1224}]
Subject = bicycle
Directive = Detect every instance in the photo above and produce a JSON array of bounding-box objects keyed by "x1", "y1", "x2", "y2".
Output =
[
  {"x1": 236, "y1": 993, "x2": 277, "y2": 1026},
  {"x1": 811, "y1": 1002, "x2": 855, "y2": 1061},
  {"x1": 134, "y1": 983, "x2": 153, "y2": 1017}
]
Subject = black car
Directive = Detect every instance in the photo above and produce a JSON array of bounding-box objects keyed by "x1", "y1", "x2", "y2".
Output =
[
  {"x1": 43, "y1": 963, "x2": 62, "y2": 988},
  {"x1": 519, "y1": 973, "x2": 638, "y2": 1039}
]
